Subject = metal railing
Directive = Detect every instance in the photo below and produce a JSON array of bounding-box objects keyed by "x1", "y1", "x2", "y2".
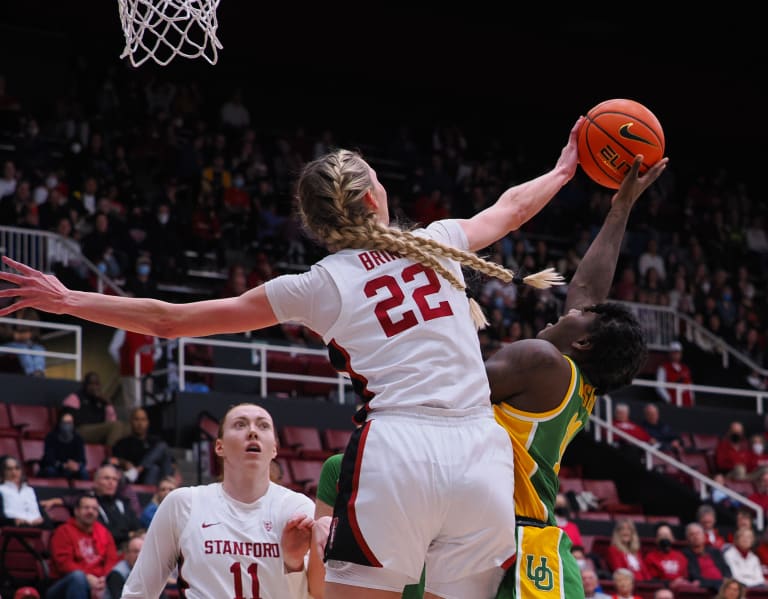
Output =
[
  {"x1": 0, "y1": 225, "x2": 127, "y2": 296},
  {"x1": 589, "y1": 404, "x2": 764, "y2": 530},
  {"x1": 0, "y1": 316, "x2": 82, "y2": 380},
  {"x1": 132, "y1": 336, "x2": 354, "y2": 404}
]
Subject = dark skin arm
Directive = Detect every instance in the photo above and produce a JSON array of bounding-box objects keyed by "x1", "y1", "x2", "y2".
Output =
[{"x1": 487, "y1": 154, "x2": 669, "y2": 412}]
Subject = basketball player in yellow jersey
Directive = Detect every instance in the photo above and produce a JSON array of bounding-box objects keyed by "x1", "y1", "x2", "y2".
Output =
[{"x1": 489, "y1": 154, "x2": 668, "y2": 599}]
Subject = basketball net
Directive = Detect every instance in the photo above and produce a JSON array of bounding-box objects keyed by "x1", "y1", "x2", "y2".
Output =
[{"x1": 117, "y1": 0, "x2": 222, "y2": 67}]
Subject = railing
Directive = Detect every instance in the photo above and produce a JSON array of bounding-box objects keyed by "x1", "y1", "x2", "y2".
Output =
[
  {"x1": 0, "y1": 225, "x2": 127, "y2": 296},
  {"x1": 589, "y1": 403, "x2": 764, "y2": 530},
  {"x1": 0, "y1": 316, "x2": 82, "y2": 380},
  {"x1": 133, "y1": 336, "x2": 354, "y2": 404}
]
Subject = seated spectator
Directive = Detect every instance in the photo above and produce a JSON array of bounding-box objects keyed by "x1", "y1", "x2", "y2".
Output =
[
  {"x1": 747, "y1": 433, "x2": 768, "y2": 476},
  {"x1": 653, "y1": 590, "x2": 674, "y2": 599},
  {"x1": 682, "y1": 522, "x2": 732, "y2": 592},
  {"x1": 715, "y1": 421, "x2": 753, "y2": 480},
  {"x1": 643, "y1": 522, "x2": 690, "y2": 589},
  {"x1": 554, "y1": 492, "x2": 583, "y2": 547},
  {"x1": 697, "y1": 503, "x2": 726, "y2": 550},
  {"x1": 106, "y1": 533, "x2": 144, "y2": 599},
  {"x1": 111, "y1": 407, "x2": 175, "y2": 485},
  {"x1": 606, "y1": 518, "x2": 651, "y2": 581},
  {"x1": 710, "y1": 473, "x2": 743, "y2": 511},
  {"x1": 62, "y1": 371, "x2": 130, "y2": 447},
  {"x1": 91, "y1": 464, "x2": 144, "y2": 547},
  {"x1": 715, "y1": 577, "x2": 747, "y2": 599},
  {"x1": 0, "y1": 455, "x2": 44, "y2": 527},
  {"x1": 722, "y1": 528, "x2": 766, "y2": 588},
  {"x1": 749, "y1": 470, "x2": 768, "y2": 516},
  {"x1": 611, "y1": 567, "x2": 642, "y2": 599},
  {"x1": 571, "y1": 544, "x2": 598, "y2": 574},
  {"x1": 139, "y1": 475, "x2": 177, "y2": 529},
  {"x1": 613, "y1": 402, "x2": 652, "y2": 445},
  {"x1": 655, "y1": 340, "x2": 695, "y2": 407},
  {"x1": 582, "y1": 567, "x2": 611, "y2": 599},
  {"x1": 39, "y1": 408, "x2": 89, "y2": 481},
  {"x1": 46, "y1": 492, "x2": 119, "y2": 599},
  {"x1": 641, "y1": 403, "x2": 684, "y2": 454},
  {"x1": 1, "y1": 322, "x2": 46, "y2": 376},
  {"x1": 725, "y1": 506, "x2": 758, "y2": 546}
]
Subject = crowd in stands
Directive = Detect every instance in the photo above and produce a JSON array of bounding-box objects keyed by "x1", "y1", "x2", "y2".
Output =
[{"x1": 0, "y1": 27, "x2": 767, "y2": 599}]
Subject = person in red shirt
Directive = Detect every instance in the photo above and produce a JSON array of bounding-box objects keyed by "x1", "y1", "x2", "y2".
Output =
[
  {"x1": 46, "y1": 492, "x2": 119, "y2": 599},
  {"x1": 643, "y1": 523, "x2": 691, "y2": 589},
  {"x1": 748, "y1": 470, "x2": 768, "y2": 516},
  {"x1": 655, "y1": 341, "x2": 695, "y2": 407},
  {"x1": 606, "y1": 518, "x2": 651, "y2": 581},
  {"x1": 554, "y1": 492, "x2": 583, "y2": 547},
  {"x1": 613, "y1": 403, "x2": 653, "y2": 444},
  {"x1": 681, "y1": 522, "x2": 732, "y2": 592},
  {"x1": 697, "y1": 503, "x2": 727, "y2": 550},
  {"x1": 715, "y1": 421, "x2": 754, "y2": 479}
]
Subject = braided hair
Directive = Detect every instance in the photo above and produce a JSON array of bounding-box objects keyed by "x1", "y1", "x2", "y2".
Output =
[{"x1": 296, "y1": 149, "x2": 563, "y2": 329}]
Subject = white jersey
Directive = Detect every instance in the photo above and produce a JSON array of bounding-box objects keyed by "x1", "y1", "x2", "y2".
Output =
[
  {"x1": 265, "y1": 219, "x2": 491, "y2": 415},
  {"x1": 121, "y1": 482, "x2": 314, "y2": 599}
]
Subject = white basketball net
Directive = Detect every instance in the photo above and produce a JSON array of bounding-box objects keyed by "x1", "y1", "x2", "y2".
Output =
[{"x1": 118, "y1": 0, "x2": 222, "y2": 67}]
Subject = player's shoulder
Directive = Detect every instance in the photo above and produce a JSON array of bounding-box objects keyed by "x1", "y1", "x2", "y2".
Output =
[{"x1": 268, "y1": 482, "x2": 314, "y2": 509}]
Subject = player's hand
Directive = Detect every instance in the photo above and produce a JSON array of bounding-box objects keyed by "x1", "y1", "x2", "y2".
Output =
[
  {"x1": 281, "y1": 512, "x2": 314, "y2": 571},
  {"x1": 0, "y1": 256, "x2": 70, "y2": 317},
  {"x1": 555, "y1": 116, "x2": 585, "y2": 181},
  {"x1": 611, "y1": 154, "x2": 668, "y2": 208},
  {"x1": 312, "y1": 515, "x2": 331, "y2": 561}
]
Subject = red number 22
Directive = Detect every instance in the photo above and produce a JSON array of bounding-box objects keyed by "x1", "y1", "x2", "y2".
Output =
[{"x1": 364, "y1": 264, "x2": 453, "y2": 337}]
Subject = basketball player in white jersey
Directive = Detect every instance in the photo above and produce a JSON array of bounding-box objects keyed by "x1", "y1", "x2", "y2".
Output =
[
  {"x1": 120, "y1": 403, "x2": 321, "y2": 598},
  {"x1": 0, "y1": 116, "x2": 583, "y2": 598}
]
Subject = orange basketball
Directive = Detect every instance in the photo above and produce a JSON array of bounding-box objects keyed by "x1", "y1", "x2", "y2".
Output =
[{"x1": 577, "y1": 98, "x2": 665, "y2": 189}]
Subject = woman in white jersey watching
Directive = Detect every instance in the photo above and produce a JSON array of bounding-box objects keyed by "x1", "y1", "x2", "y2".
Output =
[
  {"x1": 120, "y1": 402, "x2": 320, "y2": 598},
  {"x1": 0, "y1": 117, "x2": 582, "y2": 598}
]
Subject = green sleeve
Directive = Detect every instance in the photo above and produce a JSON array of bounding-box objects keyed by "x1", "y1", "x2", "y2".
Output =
[{"x1": 316, "y1": 453, "x2": 343, "y2": 506}]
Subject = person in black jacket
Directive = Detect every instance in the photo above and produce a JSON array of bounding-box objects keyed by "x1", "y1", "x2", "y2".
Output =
[
  {"x1": 682, "y1": 521, "x2": 732, "y2": 592},
  {"x1": 92, "y1": 463, "x2": 144, "y2": 547},
  {"x1": 39, "y1": 408, "x2": 89, "y2": 480}
]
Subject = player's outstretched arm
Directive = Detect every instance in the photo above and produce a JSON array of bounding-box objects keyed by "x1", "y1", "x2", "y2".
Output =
[
  {"x1": 565, "y1": 154, "x2": 668, "y2": 311},
  {"x1": 0, "y1": 256, "x2": 279, "y2": 338}
]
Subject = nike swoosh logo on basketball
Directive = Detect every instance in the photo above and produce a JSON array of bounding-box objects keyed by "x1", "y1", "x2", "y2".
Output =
[
  {"x1": 202, "y1": 521, "x2": 221, "y2": 528},
  {"x1": 618, "y1": 123, "x2": 656, "y2": 146}
]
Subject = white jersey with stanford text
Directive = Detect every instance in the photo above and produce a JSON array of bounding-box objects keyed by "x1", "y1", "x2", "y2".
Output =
[
  {"x1": 121, "y1": 482, "x2": 314, "y2": 599},
  {"x1": 265, "y1": 219, "x2": 491, "y2": 415}
]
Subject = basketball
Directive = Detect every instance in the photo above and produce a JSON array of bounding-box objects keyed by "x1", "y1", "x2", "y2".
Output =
[{"x1": 577, "y1": 98, "x2": 665, "y2": 189}]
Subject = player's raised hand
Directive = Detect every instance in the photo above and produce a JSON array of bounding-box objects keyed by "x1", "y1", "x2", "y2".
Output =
[
  {"x1": 281, "y1": 512, "x2": 314, "y2": 571},
  {"x1": 0, "y1": 256, "x2": 70, "y2": 317}
]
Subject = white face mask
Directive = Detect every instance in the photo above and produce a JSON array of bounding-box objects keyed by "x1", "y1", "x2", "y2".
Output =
[
  {"x1": 158, "y1": 214, "x2": 170, "y2": 225},
  {"x1": 753, "y1": 443, "x2": 764, "y2": 455}
]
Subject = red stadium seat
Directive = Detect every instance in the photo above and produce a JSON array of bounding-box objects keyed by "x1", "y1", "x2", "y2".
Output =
[
  {"x1": 0, "y1": 436, "x2": 21, "y2": 460},
  {"x1": 84, "y1": 443, "x2": 109, "y2": 476},
  {"x1": 0, "y1": 402, "x2": 20, "y2": 438},
  {"x1": 266, "y1": 352, "x2": 307, "y2": 396},
  {"x1": 303, "y1": 355, "x2": 339, "y2": 398},
  {"x1": 288, "y1": 458, "x2": 325, "y2": 496},
  {"x1": 321, "y1": 428, "x2": 352, "y2": 454},
  {"x1": 582, "y1": 479, "x2": 643, "y2": 515},
  {"x1": 8, "y1": 404, "x2": 52, "y2": 440},
  {"x1": 19, "y1": 438, "x2": 44, "y2": 476},
  {"x1": 281, "y1": 426, "x2": 332, "y2": 460}
]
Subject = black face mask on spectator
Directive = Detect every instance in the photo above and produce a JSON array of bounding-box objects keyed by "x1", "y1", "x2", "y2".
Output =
[
  {"x1": 658, "y1": 538, "x2": 672, "y2": 551},
  {"x1": 731, "y1": 433, "x2": 743, "y2": 443},
  {"x1": 554, "y1": 507, "x2": 569, "y2": 518}
]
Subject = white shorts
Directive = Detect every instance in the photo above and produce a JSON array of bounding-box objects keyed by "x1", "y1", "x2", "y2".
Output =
[{"x1": 325, "y1": 406, "x2": 516, "y2": 596}]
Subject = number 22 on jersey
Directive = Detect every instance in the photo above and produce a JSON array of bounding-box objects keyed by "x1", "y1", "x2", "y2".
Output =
[{"x1": 364, "y1": 264, "x2": 454, "y2": 337}]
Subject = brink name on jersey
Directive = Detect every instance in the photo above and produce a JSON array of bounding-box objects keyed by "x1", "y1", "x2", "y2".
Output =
[
  {"x1": 204, "y1": 539, "x2": 280, "y2": 557},
  {"x1": 358, "y1": 250, "x2": 400, "y2": 271}
]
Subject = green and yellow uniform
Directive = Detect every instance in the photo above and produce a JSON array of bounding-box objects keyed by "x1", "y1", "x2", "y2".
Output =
[{"x1": 494, "y1": 355, "x2": 596, "y2": 599}]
